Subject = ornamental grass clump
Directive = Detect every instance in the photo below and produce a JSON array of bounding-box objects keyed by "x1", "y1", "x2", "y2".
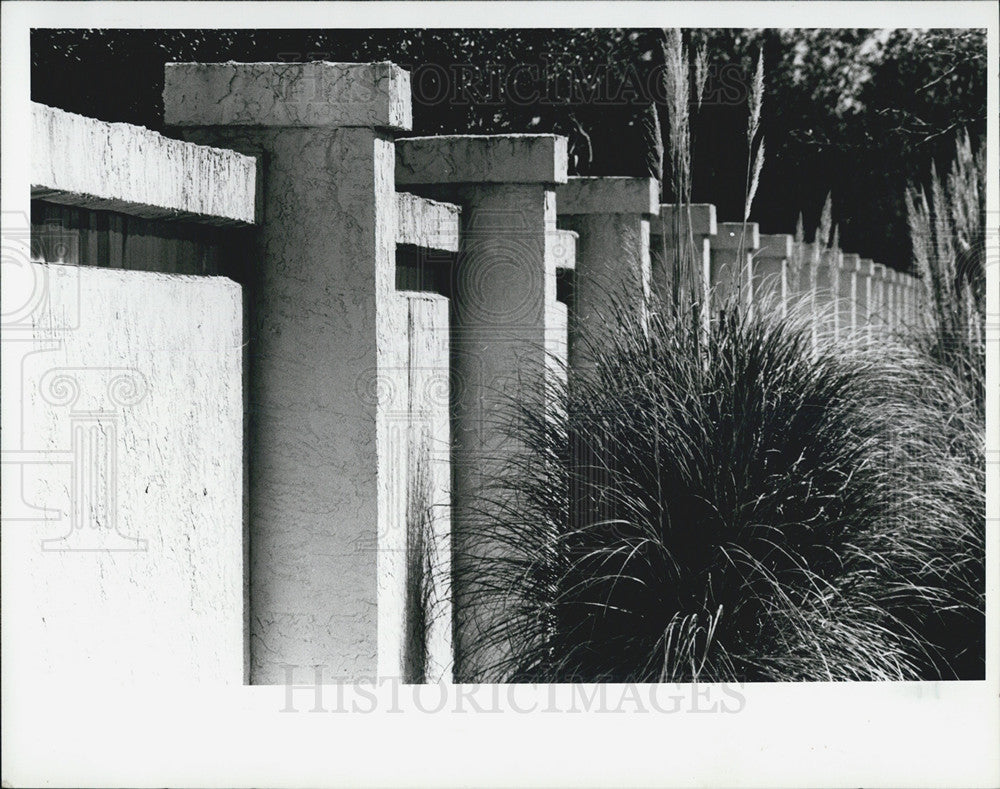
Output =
[{"x1": 466, "y1": 296, "x2": 983, "y2": 682}]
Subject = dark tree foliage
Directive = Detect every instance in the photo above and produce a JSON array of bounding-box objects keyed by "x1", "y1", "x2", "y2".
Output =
[{"x1": 31, "y1": 28, "x2": 985, "y2": 269}]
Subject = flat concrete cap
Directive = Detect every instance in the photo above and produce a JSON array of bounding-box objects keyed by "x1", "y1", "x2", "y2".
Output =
[
  {"x1": 652, "y1": 204, "x2": 717, "y2": 237},
  {"x1": 821, "y1": 248, "x2": 843, "y2": 264},
  {"x1": 857, "y1": 259, "x2": 875, "y2": 276},
  {"x1": 556, "y1": 177, "x2": 659, "y2": 216},
  {"x1": 871, "y1": 263, "x2": 888, "y2": 279},
  {"x1": 549, "y1": 229, "x2": 577, "y2": 270},
  {"x1": 714, "y1": 222, "x2": 760, "y2": 251},
  {"x1": 757, "y1": 234, "x2": 793, "y2": 258},
  {"x1": 32, "y1": 102, "x2": 257, "y2": 226},
  {"x1": 396, "y1": 192, "x2": 460, "y2": 252},
  {"x1": 396, "y1": 135, "x2": 568, "y2": 185},
  {"x1": 164, "y1": 62, "x2": 412, "y2": 131},
  {"x1": 841, "y1": 253, "x2": 861, "y2": 271}
]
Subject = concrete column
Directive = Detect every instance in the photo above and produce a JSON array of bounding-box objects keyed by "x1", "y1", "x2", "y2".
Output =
[
  {"x1": 871, "y1": 263, "x2": 889, "y2": 341},
  {"x1": 711, "y1": 222, "x2": 759, "y2": 318},
  {"x1": 164, "y1": 61, "x2": 411, "y2": 684},
  {"x1": 839, "y1": 253, "x2": 860, "y2": 337},
  {"x1": 549, "y1": 228, "x2": 577, "y2": 369},
  {"x1": 396, "y1": 134, "x2": 568, "y2": 681},
  {"x1": 555, "y1": 177, "x2": 658, "y2": 370},
  {"x1": 857, "y1": 258, "x2": 875, "y2": 340},
  {"x1": 886, "y1": 268, "x2": 900, "y2": 333},
  {"x1": 815, "y1": 248, "x2": 842, "y2": 342},
  {"x1": 754, "y1": 234, "x2": 792, "y2": 317},
  {"x1": 650, "y1": 203, "x2": 717, "y2": 316}
]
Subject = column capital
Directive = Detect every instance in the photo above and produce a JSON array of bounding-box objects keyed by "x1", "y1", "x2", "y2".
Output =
[
  {"x1": 652, "y1": 203, "x2": 717, "y2": 237},
  {"x1": 556, "y1": 177, "x2": 659, "y2": 216},
  {"x1": 757, "y1": 234, "x2": 792, "y2": 259},
  {"x1": 396, "y1": 135, "x2": 568, "y2": 185},
  {"x1": 164, "y1": 61, "x2": 412, "y2": 131},
  {"x1": 841, "y1": 253, "x2": 861, "y2": 272},
  {"x1": 715, "y1": 222, "x2": 760, "y2": 250}
]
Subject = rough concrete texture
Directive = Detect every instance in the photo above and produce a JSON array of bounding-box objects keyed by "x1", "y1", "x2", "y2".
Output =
[
  {"x1": 32, "y1": 103, "x2": 256, "y2": 226},
  {"x1": 378, "y1": 291, "x2": 452, "y2": 682},
  {"x1": 394, "y1": 172, "x2": 562, "y2": 680},
  {"x1": 396, "y1": 192, "x2": 460, "y2": 252},
  {"x1": 556, "y1": 176, "x2": 659, "y2": 216},
  {"x1": 164, "y1": 62, "x2": 412, "y2": 131},
  {"x1": 176, "y1": 122, "x2": 399, "y2": 684},
  {"x1": 397, "y1": 135, "x2": 568, "y2": 185},
  {"x1": 1, "y1": 263, "x2": 244, "y2": 686},
  {"x1": 652, "y1": 203, "x2": 718, "y2": 238}
]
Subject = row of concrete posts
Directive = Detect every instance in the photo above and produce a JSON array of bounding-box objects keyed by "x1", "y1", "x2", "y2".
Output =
[{"x1": 154, "y1": 60, "x2": 925, "y2": 683}]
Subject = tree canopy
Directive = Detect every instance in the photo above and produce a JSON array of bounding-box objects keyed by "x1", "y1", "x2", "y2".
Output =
[{"x1": 31, "y1": 27, "x2": 986, "y2": 269}]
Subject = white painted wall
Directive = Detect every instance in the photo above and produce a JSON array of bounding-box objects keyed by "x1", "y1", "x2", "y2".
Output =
[{"x1": 1, "y1": 262, "x2": 244, "y2": 687}]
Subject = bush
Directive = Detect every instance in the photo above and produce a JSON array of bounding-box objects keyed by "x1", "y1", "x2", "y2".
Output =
[{"x1": 465, "y1": 296, "x2": 984, "y2": 682}]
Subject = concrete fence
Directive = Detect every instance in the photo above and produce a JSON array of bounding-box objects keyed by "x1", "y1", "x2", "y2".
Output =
[{"x1": 10, "y1": 60, "x2": 928, "y2": 687}]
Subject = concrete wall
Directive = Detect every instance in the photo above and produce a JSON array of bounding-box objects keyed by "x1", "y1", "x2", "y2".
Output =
[{"x1": 1, "y1": 263, "x2": 245, "y2": 686}]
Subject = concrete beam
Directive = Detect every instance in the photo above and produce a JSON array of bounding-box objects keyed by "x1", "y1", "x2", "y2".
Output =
[
  {"x1": 651, "y1": 204, "x2": 717, "y2": 239},
  {"x1": 556, "y1": 176, "x2": 659, "y2": 216},
  {"x1": 32, "y1": 103, "x2": 257, "y2": 227},
  {"x1": 396, "y1": 192, "x2": 460, "y2": 252},
  {"x1": 164, "y1": 61, "x2": 412, "y2": 131},
  {"x1": 397, "y1": 135, "x2": 568, "y2": 185}
]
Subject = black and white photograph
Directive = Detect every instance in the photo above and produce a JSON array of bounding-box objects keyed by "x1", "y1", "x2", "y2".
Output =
[{"x1": 2, "y1": 2, "x2": 997, "y2": 786}]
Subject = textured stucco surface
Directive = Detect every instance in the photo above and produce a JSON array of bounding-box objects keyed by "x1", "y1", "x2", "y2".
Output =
[
  {"x1": 396, "y1": 192, "x2": 461, "y2": 252},
  {"x1": 1, "y1": 263, "x2": 244, "y2": 686},
  {"x1": 164, "y1": 62, "x2": 412, "y2": 131},
  {"x1": 397, "y1": 135, "x2": 568, "y2": 185},
  {"x1": 32, "y1": 103, "x2": 257, "y2": 226},
  {"x1": 176, "y1": 122, "x2": 398, "y2": 684},
  {"x1": 556, "y1": 176, "x2": 659, "y2": 216},
  {"x1": 378, "y1": 291, "x2": 452, "y2": 681}
]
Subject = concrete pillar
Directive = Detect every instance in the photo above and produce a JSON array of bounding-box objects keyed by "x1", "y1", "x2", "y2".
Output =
[
  {"x1": 711, "y1": 222, "x2": 759, "y2": 319},
  {"x1": 839, "y1": 253, "x2": 860, "y2": 338},
  {"x1": 164, "y1": 61, "x2": 411, "y2": 684},
  {"x1": 549, "y1": 227, "x2": 577, "y2": 369},
  {"x1": 871, "y1": 263, "x2": 889, "y2": 341},
  {"x1": 396, "y1": 134, "x2": 568, "y2": 681},
  {"x1": 754, "y1": 234, "x2": 792, "y2": 317},
  {"x1": 650, "y1": 203, "x2": 717, "y2": 316},
  {"x1": 815, "y1": 248, "x2": 842, "y2": 342},
  {"x1": 857, "y1": 259, "x2": 875, "y2": 340},
  {"x1": 555, "y1": 177, "x2": 658, "y2": 370},
  {"x1": 885, "y1": 268, "x2": 900, "y2": 333}
]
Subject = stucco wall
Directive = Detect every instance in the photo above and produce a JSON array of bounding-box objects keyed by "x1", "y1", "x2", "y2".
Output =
[{"x1": 1, "y1": 262, "x2": 244, "y2": 686}]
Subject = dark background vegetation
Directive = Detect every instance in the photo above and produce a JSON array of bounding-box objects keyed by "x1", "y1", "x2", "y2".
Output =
[{"x1": 31, "y1": 28, "x2": 986, "y2": 270}]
